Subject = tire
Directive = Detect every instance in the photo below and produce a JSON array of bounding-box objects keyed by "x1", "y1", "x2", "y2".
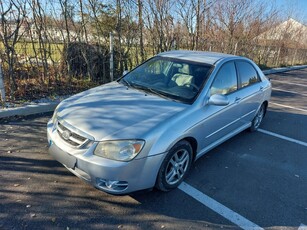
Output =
[
  {"x1": 250, "y1": 103, "x2": 266, "y2": 132},
  {"x1": 155, "y1": 140, "x2": 193, "y2": 192}
]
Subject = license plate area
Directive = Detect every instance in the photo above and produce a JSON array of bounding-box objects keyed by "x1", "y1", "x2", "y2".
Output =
[{"x1": 49, "y1": 143, "x2": 76, "y2": 168}]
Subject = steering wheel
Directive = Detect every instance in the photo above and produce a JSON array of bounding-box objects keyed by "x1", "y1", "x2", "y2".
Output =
[{"x1": 183, "y1": 83, "x2": 200, "y2": 91}]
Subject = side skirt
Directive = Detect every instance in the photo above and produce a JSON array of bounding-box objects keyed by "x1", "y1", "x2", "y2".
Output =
[{"x1": 195, "y1": 122, "x2": 251, "y2": 161}]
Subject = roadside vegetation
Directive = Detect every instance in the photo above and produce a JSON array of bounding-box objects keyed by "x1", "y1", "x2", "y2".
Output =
[{"x1": 0, "y1": 0, "x2": 307, "y2": 105}]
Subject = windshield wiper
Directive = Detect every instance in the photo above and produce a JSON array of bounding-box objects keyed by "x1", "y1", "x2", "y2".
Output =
[
  {"x1": 124, "y1": 82, "x2": 176, "y2": 101},
  {"x1": 146, "y1": 87, "x2": 171, "y2": 99},
  {"x1": 121, "y1": 81, "x2": 149, "y2": 93},
  {"x1": 120, "y1": 78, "x2": 132, "y2": 88},
  {"x1": 126, "y1": 82, "x2": 145, "y2": 90},
  {"x1": 135, "y1": 84, "x2": 175, "y2": 100}
]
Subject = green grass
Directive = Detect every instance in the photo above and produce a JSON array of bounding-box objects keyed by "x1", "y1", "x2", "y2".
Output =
[
  {"x1": 0, "y1": 41, "x2": 64, "y2": 62},
  {"x1": 16, "y1": 41, "x2": 63, "y2": 62}
]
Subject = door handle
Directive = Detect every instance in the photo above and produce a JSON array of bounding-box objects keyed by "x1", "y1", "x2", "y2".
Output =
[
  {"x1": 260, "y1": 86, "x2": 264, "y2": 91},
  {"x1": 235, "y1": 97, "x2": 241, "y2": 103}
]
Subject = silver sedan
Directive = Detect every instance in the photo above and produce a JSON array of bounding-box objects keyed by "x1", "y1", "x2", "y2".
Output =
[{"x1": 47, "y1": 50, "x2": 271, "y2": 194}]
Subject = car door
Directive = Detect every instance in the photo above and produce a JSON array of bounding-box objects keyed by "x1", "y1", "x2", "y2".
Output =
[
  {"x1": 235, "y1": 60, "x2": 264, "y2": 125},
  {"x1": 199, "y1": 61, "x2": 243, "y2": 150}
]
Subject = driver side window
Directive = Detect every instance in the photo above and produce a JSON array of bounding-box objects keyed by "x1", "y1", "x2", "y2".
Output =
[{"x1": 210, "y1": 62, "x2": 238, "y2": 96}]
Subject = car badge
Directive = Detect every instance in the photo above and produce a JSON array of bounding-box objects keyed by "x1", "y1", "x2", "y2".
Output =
[{"x1": 62, "y1": 130, "x2": 72, "y2": 141}]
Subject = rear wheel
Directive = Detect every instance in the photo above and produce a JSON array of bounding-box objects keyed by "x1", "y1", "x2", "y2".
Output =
[
  {"x1": 250, "y1": 103, "x2": 266, "y2": 132},
  {"x1": 155, "y1": 140, "x2": 193, "y2": 192}
]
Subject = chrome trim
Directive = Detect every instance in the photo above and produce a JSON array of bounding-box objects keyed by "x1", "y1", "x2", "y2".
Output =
[
  {"x1": 56, "y1": 119, "x2": 93, "y2": 148},
  {"x1": 205, "y1": 117, "x2": 241, "y2": 139}
]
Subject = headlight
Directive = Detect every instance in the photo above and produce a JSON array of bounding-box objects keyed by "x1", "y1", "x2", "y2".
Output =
[
  {"x1": 94, "y1": 140, "x2": 145, "y2": 162},
  {"x1": 51, "y1": 105, "x2": 60, "y2": 124}
]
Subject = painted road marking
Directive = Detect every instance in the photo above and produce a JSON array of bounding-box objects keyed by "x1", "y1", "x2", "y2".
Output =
[
  {"x1": 258, "y1": 129, "x2": 307, "y2": 147},
  {"x1": 270, "y1": 102, "x2": 307, "y2": 113},
  {"x1": 179, "y1": 130, "x2": 306, "y2": 230},
  {"x1": 298, "y1": 224, "x2": 307, "y2": 230},
  {"x1": 179, "y1": 182, "x2": 263, "y2": 230},
  {"x1": 273, "y1": 88, "x2": 307, "y2": 97}
]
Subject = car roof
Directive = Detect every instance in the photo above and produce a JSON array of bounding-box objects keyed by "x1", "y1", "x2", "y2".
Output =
[{"x1": 157, "y1": 50, "x2": 238, "y2": 65}]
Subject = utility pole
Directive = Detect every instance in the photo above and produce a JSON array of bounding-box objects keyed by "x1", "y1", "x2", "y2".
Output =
[
  {"x1": 0, "y1": 61, "x2": 6, "y2": 107},
  {"x1": 116, "y1": 0, "x2": 122, "y2": 73},
  {"x1": 138, "y1": 0, "x2": 144, "y2": 62},
  {"x1": 110, "y1": 32, "x2": 114, "y2": 81}
]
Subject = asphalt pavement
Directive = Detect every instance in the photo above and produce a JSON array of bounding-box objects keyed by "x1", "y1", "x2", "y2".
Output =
[{"x1": 0, "y1": 68, "x2": 306, "y2": 230}]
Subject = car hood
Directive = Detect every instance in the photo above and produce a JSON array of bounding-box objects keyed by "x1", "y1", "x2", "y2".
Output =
[{"x1": 57, "y1": 82, "x2": 188, "y2": 140}]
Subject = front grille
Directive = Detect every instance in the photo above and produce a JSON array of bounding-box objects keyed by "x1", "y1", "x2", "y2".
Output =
[{"x1": 56, "y1": 120, "x2": 89, "y2": 148}]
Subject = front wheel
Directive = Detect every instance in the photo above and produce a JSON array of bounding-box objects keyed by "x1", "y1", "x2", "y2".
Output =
[
  {"x1": 155, "y1": 140, "x2": 193, "y2": 192},
  {"x1": 250, "y1": 103, "x2": 266, "y2": 132}
]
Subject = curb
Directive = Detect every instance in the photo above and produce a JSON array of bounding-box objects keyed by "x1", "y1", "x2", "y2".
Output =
[
  {"x1": 0, "y1": 101, "x2": 59, "y2": 119},
  {"x1": 0, "y1": 65, "x2": 307, "y2": 119},
  {"x1": 262, "y1": 65, "x2": 307, "y2": 75}
]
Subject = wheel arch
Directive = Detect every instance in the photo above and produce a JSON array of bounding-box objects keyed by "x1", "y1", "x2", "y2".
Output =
[
  {"x1": 263, "y1": 100, "x2": 268, "y2": 117},
  {"x1": 181, "y1": 136, "x2": 198, "y2": 162},
  {"x1": 154, "y1": 136, "x2": 197, "y2": 191}
]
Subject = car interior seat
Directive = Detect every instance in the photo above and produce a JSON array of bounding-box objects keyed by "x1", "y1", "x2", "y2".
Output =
[{"x1": 169, "y1": 64, "x2": 194, "y2": 88}]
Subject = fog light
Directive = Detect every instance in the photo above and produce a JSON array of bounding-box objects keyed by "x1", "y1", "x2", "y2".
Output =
[{"x1": 96, "y1": 178, "x2": 128, "y2": 192}]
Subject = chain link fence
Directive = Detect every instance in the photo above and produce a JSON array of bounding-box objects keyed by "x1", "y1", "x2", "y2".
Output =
[{"x1": 1, "y1": 39, "x2": 307, "y2": 104}]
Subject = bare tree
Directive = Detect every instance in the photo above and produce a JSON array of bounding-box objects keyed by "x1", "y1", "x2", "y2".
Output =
[
  {"x1": 59, "y1": 0, "x2": 76, "y2": 82},
  {"x1": 211, "y1": 0, "x2": 253, "y2": 53},
  {"x1": 176, "y1": 0, "x2": 212, "y2": 50},
  {"x1": 0, "y1": 0, "x2": 27, "y2": 99},
  {"x1": 144, "y1": 0, "x2": 176, "y2": 54},
  {"x1": 0, "y1": 0, "x2": 306, "y2": 103},
  {"x1": 27, "y1": 0, "x2": 52, "y2": 85},
  {"x1": 176, "y1": 0, "x2": 197, "y2": 49}
]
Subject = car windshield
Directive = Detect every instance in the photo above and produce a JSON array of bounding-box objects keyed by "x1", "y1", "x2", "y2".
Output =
[{"x1": 120, "y1": 56, "x2": 212, "y2": 104}]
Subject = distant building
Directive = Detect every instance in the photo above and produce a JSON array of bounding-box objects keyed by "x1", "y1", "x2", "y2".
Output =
[
  {"x1": 0, "y1": 19, "x2": 97, "y2": 43},
  {"x1": 258, "y1": 18, "x2": 307, "y2": 48}
]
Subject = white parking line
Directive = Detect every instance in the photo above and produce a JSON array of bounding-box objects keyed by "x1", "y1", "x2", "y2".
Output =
[
  {"x1": 258, "y1": 129, "x2": 307, "y2": 147},
  {"x1": 179, "y1": 129, "x2": 306, "y2": 229},
  {"x1": 298, "y1": 224, "x2": 307, "y2": 230},
  {"x1": 270, "y1": 102, "x2": 307, "y2": 113},
  {"x1": 179, "y1": 182, "x2": 264, "y2": 230},
  {"x1": 273, "y1": 88, "x2": 307, "y2": 97}
]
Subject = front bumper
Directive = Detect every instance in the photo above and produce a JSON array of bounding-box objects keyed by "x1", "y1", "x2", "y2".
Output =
[{"x1": 47, "y1": 121, "x2": 165, "y2": 194}]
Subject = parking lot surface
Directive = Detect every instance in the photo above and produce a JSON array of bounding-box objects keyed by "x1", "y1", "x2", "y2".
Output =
[{"x1": 1, "y1": 68, "x2": 306, "y2": 229}]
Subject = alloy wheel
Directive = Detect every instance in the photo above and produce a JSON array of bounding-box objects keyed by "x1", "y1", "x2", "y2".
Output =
[{"x1": 165, "y1": 149, "x2": 190, "y2": 185}]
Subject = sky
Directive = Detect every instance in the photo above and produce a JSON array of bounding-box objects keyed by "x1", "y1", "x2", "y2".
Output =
[
  {"x1": 274, "y1": 0, "x2": 307, "y2": 24},
  {"x1": 2, "y1": 0, "x2": 307, "y2": 25}
]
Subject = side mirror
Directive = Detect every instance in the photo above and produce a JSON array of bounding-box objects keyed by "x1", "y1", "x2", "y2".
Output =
[
  {"x1": 208, "y1": 94, "x2": 229, "y2": 106},
  {"x1": 122, "y1": 70, "x2": 129, "y2": 76}
]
